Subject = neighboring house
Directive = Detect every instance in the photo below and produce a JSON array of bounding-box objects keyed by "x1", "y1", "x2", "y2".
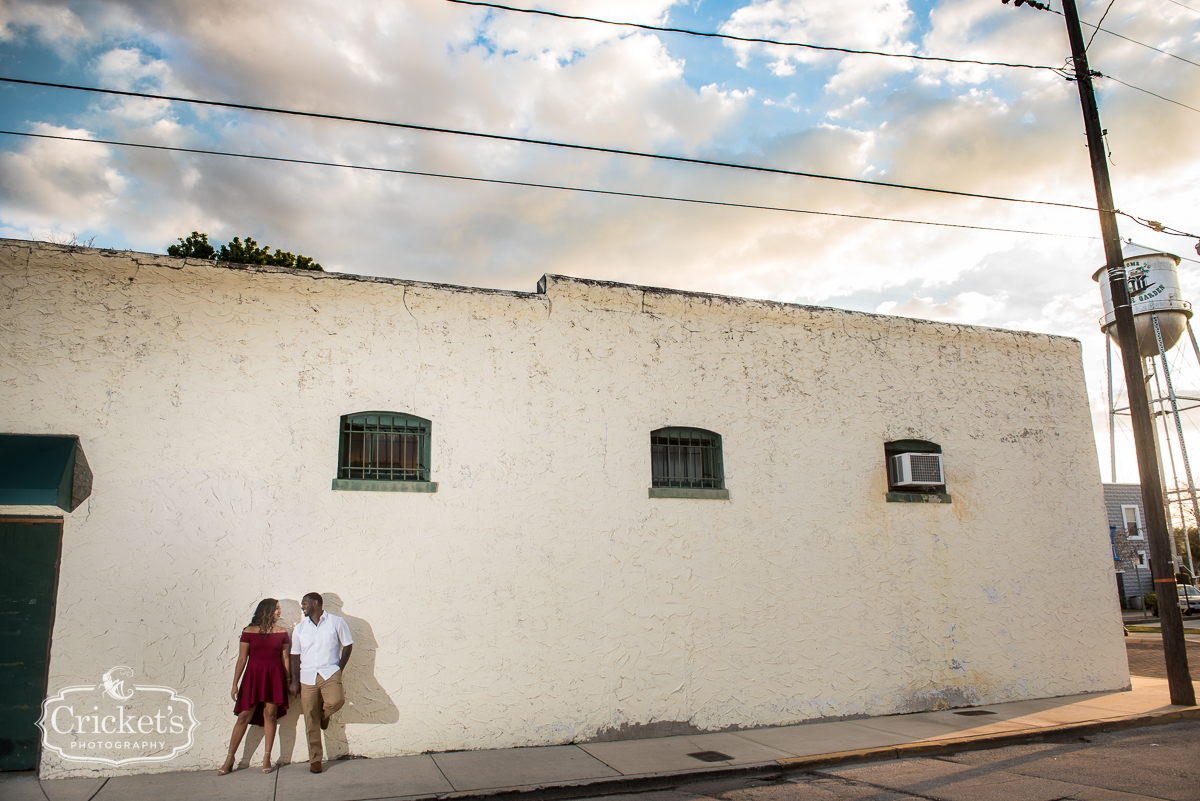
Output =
[
  {"x1": 1102, "y1": 483, "x2": 1152, "y2": 605},
  {"x1": 0, "y1": 240, "x2": 1128, "y2": 778}
]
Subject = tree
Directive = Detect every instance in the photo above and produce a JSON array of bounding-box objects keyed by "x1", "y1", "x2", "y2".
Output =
[
  {"x1": 166, "y1": 231, "x2": 322, "y2": 271},
  {"x1": 166, "y1": 231, "x2": 214, "y2": 259}
]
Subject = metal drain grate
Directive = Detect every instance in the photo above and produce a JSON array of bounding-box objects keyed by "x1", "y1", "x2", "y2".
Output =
[
  {"x1": 953, "y1": 709, "x2": 996, "y2": 716},
  {"x1": 688, "y1": 751, "x2": 733, "y2": 762}
]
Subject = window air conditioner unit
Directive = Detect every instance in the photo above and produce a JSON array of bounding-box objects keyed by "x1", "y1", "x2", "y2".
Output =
[{"x1": 889, "y1": 452, "x2": 944, "y2": 487}]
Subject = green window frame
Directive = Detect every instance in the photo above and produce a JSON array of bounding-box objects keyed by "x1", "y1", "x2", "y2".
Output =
[
  {"x1": 332, "y1": 412, "x2": 436, "y2": 493},
  {"x1": 649, "y1": 427, "x2": 728, "y2": 500}
]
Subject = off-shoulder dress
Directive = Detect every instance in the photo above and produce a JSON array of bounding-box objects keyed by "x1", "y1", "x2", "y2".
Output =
[{"x1": 233, "y1": 630, "x2": 290, "y2": 726}]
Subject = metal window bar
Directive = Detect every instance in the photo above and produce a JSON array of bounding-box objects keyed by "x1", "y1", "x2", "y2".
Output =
[
  {"x1": 651, "y1": 428, "x2": 723, "y2": 489},
  {"x1": 339, "y1": 413, "x2": 429, "y2": 481}
]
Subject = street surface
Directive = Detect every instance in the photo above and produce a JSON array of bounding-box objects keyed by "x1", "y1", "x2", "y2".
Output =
[{"x1": 580, "y1": 720, "x2": 1200, "y2": 800}]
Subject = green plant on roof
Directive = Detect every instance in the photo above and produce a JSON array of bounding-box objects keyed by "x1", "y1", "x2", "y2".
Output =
[{"x1": 167, "y1": 231, "x2": 322, "y2": 271}]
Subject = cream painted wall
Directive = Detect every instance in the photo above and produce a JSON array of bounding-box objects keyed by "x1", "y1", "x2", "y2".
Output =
[{"x1": 0, "y1": 240, "x2": 1126, "y2": 777}]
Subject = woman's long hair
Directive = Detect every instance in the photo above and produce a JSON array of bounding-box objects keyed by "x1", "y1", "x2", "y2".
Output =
[{"x1": 249, "y1": 598, "x2": 278, "y2": 634}]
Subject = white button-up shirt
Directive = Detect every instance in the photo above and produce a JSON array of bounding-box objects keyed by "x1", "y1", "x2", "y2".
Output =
[{"x1": 291, "y1": 611, "x2": 354, "y2": 685}]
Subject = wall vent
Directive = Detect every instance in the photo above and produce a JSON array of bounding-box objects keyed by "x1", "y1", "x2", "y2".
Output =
[{"x1": 889, "y1": 453, "x2": 944, "y2": 487}]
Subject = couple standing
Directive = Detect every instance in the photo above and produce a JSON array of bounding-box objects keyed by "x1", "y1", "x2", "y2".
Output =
[{"x1": 220, "y1": 592, "x2": 354, "y2": 775}]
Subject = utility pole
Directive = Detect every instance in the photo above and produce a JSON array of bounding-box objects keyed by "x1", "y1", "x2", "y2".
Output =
[{"x1": 1056, "y1": 0, "x2": 1194, "y2": 705}]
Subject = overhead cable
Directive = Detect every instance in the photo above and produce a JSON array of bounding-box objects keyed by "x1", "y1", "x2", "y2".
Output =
[
  {"x1": 0, "y1": 76, "x2": 1100, "y2": 212},
  {"x1": 449, "y1": 0, "x2": 1200, "y2": 72},
  {"x1": 1116, "y1": 210, "x2": 1200, "y2": 241},
  {"x1": 1088, "y1": 23, "x2": 1200, "y2": 69},
  {"x1": 442, "y1": 0, "x2": 1060, "y2": 71},
  {"x1": 1163, "y1": 0, "x2": 1200, "y2": 14},
  {"x1": 1098, "y1": 72, "x2": 1200, "y2": 114},
  {"x1": 0, "y1": 129, "x2": 1101, "y2": 240},
  {"x1": 1085, "y1": 0, "x2": 1119, "y2": 50},
  {"x1": 1051, "y1": 8, "x2": 1200, "y2": 68}
]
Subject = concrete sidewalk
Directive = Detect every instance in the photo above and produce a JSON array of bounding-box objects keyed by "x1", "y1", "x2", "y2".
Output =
[{"x1": 5, "y1": 675, "x2": 1199, "y2": 801}]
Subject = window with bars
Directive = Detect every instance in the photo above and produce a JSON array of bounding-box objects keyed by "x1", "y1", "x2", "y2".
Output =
[
  {"x1": 332, "y1": 412, "x2": 436, "y2": 492},
  {"x1": 649, "y1": 427, "x2": 728, "y2": 499}
]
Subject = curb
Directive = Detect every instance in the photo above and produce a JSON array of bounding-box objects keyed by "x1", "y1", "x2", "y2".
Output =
[
  {"x1": 433, "y1": 707, "x2": 1200, "y2": 801},
  {"x1": 773, "y1": 706, "x2": 1200, "y2": 772}
]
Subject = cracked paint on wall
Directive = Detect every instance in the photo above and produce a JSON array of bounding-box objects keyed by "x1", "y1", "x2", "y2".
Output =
[{"x1": 0, "y1": 241, "x2": 1127, "y2": 777}]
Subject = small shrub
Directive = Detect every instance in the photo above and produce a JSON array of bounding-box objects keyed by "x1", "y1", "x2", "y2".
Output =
[{"x1": 167, "y1": 231, "x2": 322, "y2": 271}]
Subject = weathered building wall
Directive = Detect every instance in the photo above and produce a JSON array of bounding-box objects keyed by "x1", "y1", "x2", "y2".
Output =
[{"x1": 0, "y1": 240, "x2": 1127, "y2": 777}]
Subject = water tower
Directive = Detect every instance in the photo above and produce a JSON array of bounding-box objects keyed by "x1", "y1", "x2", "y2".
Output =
[{"x1": 1095, "y1": 242, "x2": 1198, "y2": 580}]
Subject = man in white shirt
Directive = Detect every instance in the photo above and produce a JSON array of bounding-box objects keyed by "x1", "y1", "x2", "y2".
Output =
[{"x1": 289, "y1": 592, "x2": 354, "y2": 773}]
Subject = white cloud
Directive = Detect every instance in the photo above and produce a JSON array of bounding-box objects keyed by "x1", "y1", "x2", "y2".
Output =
[
  {"x1": 0, "y1": 1, "x2": 89, "y2": 49},
  {"x1": 720, "y1": 0, "x2": 915, "y2": 81},
  {"x1": 0, "y1": 123, "x2": 126, "y2": 232},
  {"x1": 875, "y1": 291, "x2": 1007, "y2": 323},
  {"x1": 95, "y1": 47, "x2": 171, "y2": 91}
]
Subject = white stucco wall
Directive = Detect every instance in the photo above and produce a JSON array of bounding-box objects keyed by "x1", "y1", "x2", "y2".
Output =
[{"x1": 0, "y1": 240, "x2": 1126, "y2": 777}]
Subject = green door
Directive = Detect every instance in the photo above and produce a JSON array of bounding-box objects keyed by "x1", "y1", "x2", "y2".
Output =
[{"x1": 0, "y1": 519, "x2": 62, "y2": 771}]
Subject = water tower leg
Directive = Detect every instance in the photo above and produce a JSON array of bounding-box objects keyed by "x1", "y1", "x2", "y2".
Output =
[
  {"x1": 1149, "y1": 356, "x2": 1175, "y2": 574},
  {"x1": 1152, "y1": 355, "x2": 1186, "y2": 575},
  {"x1": 1153, "y1": 314, "x2": 1200, "y2": 581},
  {"x1": 1108, "y1": 335, "x2": 1117, "y2": 483},
  {"x1": 1188, "y1": 319, "x2": 1200, "y2": 366}
]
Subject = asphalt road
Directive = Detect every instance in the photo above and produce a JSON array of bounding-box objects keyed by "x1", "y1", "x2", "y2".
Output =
[{"x1": 581, "y1": 720, "x2": 1200, "y2": 800}]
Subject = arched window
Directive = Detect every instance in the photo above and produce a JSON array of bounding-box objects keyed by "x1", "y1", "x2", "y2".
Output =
[
  {"x1": 649, "y1": 427, "x2": 728, "y2": 499},
  {"x1": 332, "y1": 412, "x2": 436, "y2": 492}
]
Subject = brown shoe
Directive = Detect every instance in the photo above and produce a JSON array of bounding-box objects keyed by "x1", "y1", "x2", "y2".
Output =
[
  {"x1": 310, "y1": 762, "x2": 322, "y2": 774},
  {"x1": 320, "y1": 716, "x2": 330, "y2": 730}
]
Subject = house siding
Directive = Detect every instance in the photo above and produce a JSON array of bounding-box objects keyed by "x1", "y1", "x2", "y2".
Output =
[{"x1": 1102, "y1": 483, "x2": 1159, "y2": 600}]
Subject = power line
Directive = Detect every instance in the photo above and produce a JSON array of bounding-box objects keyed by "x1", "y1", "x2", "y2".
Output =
[
  {"x1": 449, "y1": 2, "x2": 1198, "y2": 121},
  {"x1": 443, "y1": 0, "x2": 1060, "y2": 71},
  {"x1": 1090, "y1": 24, "x2": 1200, "y2": 69},
  {"x1": 1163, "y1": 0, "x2": 1200, "y2": 14},
  {"x1": 1098, "y1": 72, "x2": 1200, "y2": 114},
  {"x1": 0, "y1": 76, "x2": 1100, "y2": 213},
  {"x1": 1062, "y1": 11, "x2": 1200, "y2": 69},
  {"x1": 1086, "y1": 0, "x2": 1119, "y2": 51},
  {"x1": 450, "y1": 0, "x2": 1200, "y2": 72},
  {"x1": 0, "y1": 129, "x2": 1101, "y2": 240}
]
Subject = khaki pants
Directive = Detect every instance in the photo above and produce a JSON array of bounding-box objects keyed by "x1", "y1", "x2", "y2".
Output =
[{"x1": 299, "y1": 672, "x2": 345, "y2": 765}]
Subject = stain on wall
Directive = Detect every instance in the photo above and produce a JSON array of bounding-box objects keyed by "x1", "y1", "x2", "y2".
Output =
[{"x1": 0, "y1": 241, "x2": 1126, "y2": 777}]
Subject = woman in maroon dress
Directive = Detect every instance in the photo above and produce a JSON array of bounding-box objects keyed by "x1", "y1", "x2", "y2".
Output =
[{"x1": 218, "y1": 598, "x2": 291, "y2": 775}]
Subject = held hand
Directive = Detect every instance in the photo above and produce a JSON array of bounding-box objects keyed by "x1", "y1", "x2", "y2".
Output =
[
  {"x1": 231, "y1": 683, "x2": 239, "y2": 702},
  {"x1": 289, "y1": 679, "x2": 300, "y2": 697}
]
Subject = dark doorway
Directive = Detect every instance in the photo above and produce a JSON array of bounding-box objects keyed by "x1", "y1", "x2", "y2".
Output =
[
  {"x1": 0, "y1": 518, "x2": 63, "y2": 771},
  {"x1": 1116, "y1": 572, "x2": 1128, "y2": 609}
]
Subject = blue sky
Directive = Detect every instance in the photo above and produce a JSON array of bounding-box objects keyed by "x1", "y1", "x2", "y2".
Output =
[{"x1": 1, "y1": 0, "x2": 1199, "y2": 487}]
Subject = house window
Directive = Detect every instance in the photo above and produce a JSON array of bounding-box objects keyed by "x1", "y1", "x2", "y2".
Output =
[
  {"x1": 331, "y1": 412, "x2": 437, "y2": 493},
  {"x1": 1122, "y1": 505, "x2": 1143, "y2": 539},
  {"x1": 648, "y1": 427, "x2": 729, "y2": 500},
  {"x1": 1135, "y1": 551, "x2": 1147, "y2": 568},
  {"x1": 884, "y1": 439, "x2": 951, "y2": 504}
]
